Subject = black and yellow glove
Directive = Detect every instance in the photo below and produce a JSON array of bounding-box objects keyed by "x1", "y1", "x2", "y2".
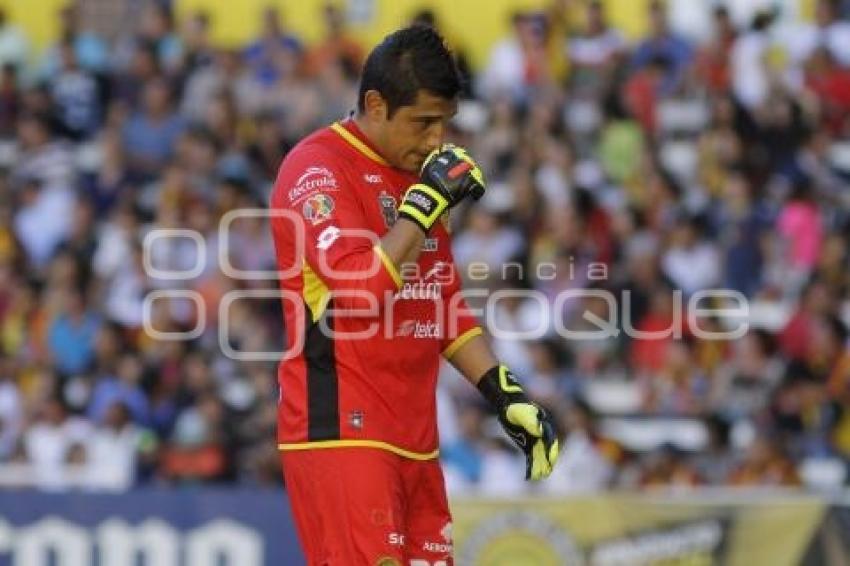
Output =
[
  {"x1": 477, "y1": 364, "x2": 560, "y2": 480},
  {"x1": 398, "y1": 144, "x2": 485, "y2": 232}
]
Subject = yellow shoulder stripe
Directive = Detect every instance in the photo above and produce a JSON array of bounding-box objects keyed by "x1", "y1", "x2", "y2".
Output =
[
  {"x1": 278, "y1": 439, "x2": 439, "y2": 461},
  {"x1": 330, "y1": 122, "x2": 389, "y2": 166}
]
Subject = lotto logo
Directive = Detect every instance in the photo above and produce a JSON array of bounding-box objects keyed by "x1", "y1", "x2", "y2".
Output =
[{"x1": 316, "y1": 225, "x2": 341, "y2": 251}]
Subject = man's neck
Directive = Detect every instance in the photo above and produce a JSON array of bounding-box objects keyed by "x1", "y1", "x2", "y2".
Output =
[
  {"x1": 352, "y1": 114, "x2": 385, "y2": 157},
  {"x1": 352, "y1": 113, "x2": 372, "y2": 139}
]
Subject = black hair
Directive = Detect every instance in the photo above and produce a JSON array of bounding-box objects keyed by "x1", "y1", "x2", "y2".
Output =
[
  {"x1": 752, "y1": 9, "x2": 776, "y2": 31},
  {"x1": 751, "y1": 328, "x2": 778, "y2": 357},
  {"x1": 411, "y1": 8, "x2": 436, "y2": 27},
  {"x1": 649, "y1": 0, "x2": 667, "y2": 12},
  {"x1": 827, "y1": 315, "x2": 848, "y2": 344},
  {"x1": 789, "y1": 175, "x2": 814, "y2": 202},
  {"x1": 705, "y1": 414, "x2": 731, "y2": 448},
  {"x1": 648, "y1": 53, "x2": 673, "y2": 71},
  {"x1": 193, "y1": 9, "x2": 211, "y2": 28},
  {"x1": 20, "y1": 110, "x2": 53, "y2": 133},
  {"x1": 357, "y1": 24, "x2": 461, "y2": 118},
  {"x1": 152, "y1": 1, "x2": 175, "y2": 30},
  {"x1": 713, "y1": 5, "x2": 730, "y2": 18}
]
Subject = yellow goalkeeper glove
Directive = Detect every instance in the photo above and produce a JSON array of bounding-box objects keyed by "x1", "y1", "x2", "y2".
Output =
[
  {"x1": 398, "y1": 143, "x2": 485, "y2": 232},
  {"x1": 477, "y1": 364, "x2": 560, "y2": 480}
]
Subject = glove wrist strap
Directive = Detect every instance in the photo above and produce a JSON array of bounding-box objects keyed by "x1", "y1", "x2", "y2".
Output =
[
  {"x1": 476, "y1": 364, "x2": 528, "y2": 410},
  {"x1": 397, "y1": 183, "x2": 449, "y2": 233}
]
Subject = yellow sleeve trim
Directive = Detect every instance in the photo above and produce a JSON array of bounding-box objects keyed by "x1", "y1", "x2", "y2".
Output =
[
  {"x1": 278, "y1": 440, "x2": 439, "y2": 461},
  {"x1": 330, "y1": 122, "x2": 389, "y2": 166},
  {"x1": 442, "y1": 327, "x2": 483, "y2": 359},
  {"x1": 373, "y1": 244, "x2": 403, "y2": 289}
]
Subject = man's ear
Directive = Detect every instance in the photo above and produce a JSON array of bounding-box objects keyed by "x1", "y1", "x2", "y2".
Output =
[{"x1": 363, "y1": 90, "x2": 388, "y2": 121}]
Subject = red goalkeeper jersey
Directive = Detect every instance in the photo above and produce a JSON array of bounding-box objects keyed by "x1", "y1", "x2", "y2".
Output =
[{"x1": 269, "y1": 119, "x2": 481, "y2": 460}]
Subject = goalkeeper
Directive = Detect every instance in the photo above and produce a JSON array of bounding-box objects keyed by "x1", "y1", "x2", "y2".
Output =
[{"x1": 269, "y1": 24, "x2": 560, "y2": 565}]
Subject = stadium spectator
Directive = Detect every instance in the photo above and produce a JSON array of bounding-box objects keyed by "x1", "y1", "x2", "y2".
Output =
[
  {"x1": 728, "y1": 435, "x2": 801, "y2": 486},
  {"x1": 243, "y1": 6, "x2": 302, "y2": 86},
  {"x1": 40, "y1": 3, "x2": 109, "y2": 77},
  {"x1": 479, "y1": 11, "x2": 555, "y2": 103},
  {"x1": 116, "y1": 1, "x2": 183, "y2": 74},
  {"x1": 181, "y1": 10, "x2": 214, "y2": 72},
  {"x1": 83, "y1": 401, "x2": 145, "y2": 491},
  {"x1": 12, "y1": 113, "x2": 77, "y2": 270},
  {"x1": 23, "y1": 396, "x2": 90, "y2": 491},
  {"x1": 49, "y1": 38, "x2": 102, "y2": 140},
  {"x1": 788, "y1": 0, "x2": 850, "y2": 68},
  {"x1": 0, "y1": 364, "x2": 21, "y2": 462},
  {"x1": 710, "y1": 329, "x2": 784, "y2": 421},
  {"x1": 567, "y1": 0, "x2": 625, "y2": 99},
  {"x1": 0, "y1": 63, "x2": 19, "y2": 138},
  {"x1": 542, "y1": 401, "x2": 616, "y2": 494},
  {"x1": 630, "y1": 0, "x2": 693, "y2": 95},
  {"x1": 695, "y1": 6, "x2": 737, "y2": 95},
  {"x1": 47, "y1": 286, "x2": 101, "y2": 378},
  {"x1": 0, "y1": 8, "x2": 28, "y2": 72},
  {"x1": 304, "y1": 3, "x2": 364, "y2": 77},
  {"x1": 731, "y1": 9, "x2": 777, "y2": 111},
  {"x1": 121, "y1": 77, "x2": 186, "y2": 181}
]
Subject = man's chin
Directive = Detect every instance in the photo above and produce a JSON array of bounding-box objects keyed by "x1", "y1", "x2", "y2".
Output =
[{"x1": 401, "y1": 157, "x2": 423, "y2": 173}]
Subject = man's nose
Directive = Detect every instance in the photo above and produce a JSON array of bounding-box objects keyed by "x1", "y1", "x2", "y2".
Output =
[{"x1": 424, "y1": 121, "x2": 446, "y2": 151}]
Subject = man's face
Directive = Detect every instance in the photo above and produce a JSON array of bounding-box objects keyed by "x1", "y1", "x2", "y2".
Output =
[{"x1": 369, "y1": 90, "x2": 457, "y2": 173}]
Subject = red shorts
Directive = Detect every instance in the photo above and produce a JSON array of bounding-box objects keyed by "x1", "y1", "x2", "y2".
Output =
[{"x1": 281, "y1": 447, "x2": 453, "y2": 565}]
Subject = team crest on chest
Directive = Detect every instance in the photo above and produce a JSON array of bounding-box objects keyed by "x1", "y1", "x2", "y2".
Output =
[{"x1": 377, "y1": 190, "x2": 398, "y2": 228}]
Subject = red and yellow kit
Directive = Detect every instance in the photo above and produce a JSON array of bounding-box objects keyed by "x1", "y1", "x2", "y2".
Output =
[
  {"x1": 269, "y1": 118, "x2": 481, "y2": 459},
  {"x1": 270, "y1": 119, "x2": 480, "y2": 563}
]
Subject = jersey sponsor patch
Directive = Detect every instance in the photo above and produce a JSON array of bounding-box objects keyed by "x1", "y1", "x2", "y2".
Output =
[
  {"x1": 397, "y1": 281, "x2": 442, "y2": 300},
  {"x1": 289, "y1": 166, "x2": 339, "y2": 203},
  {"x1": 396, "y1": 320, "x2": 441, "y2": 339},
  {"x1": 422, "y1": 541, "x2": 453, "y2": 554},
  {"x1": 303, "y1": 194, "x2": 335, "y2": 225}
]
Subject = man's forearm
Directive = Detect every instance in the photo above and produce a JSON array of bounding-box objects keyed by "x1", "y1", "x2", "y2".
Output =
[
  {"x1": 447, "y1": 333, "x2": 561, "y2": 481},
  {"x1": 445, "y1": 334, "x2": 498, "y2": 385},
  {"x1": 379, "y1": 217, "x2": 426, "y2": 268}
]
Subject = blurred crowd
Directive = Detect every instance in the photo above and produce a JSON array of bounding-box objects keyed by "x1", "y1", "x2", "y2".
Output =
[{"x1": 1, "y1": 0, "x2": 850, "y2": 493}]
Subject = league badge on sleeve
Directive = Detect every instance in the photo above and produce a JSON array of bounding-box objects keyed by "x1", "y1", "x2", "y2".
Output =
[
  {"x1": 378, "y1": 191, "x2": 398, "y2": 228},
  {"x1": 302, "y1": 194, "x2": 335, "y2": 225}
]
